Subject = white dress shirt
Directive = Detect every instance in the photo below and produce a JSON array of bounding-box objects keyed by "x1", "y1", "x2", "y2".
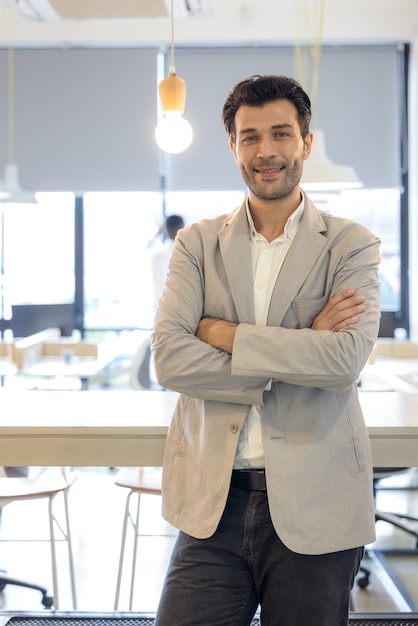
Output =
[{"x1": 233, "y1": 195, "x2": 305, "y2": 469}]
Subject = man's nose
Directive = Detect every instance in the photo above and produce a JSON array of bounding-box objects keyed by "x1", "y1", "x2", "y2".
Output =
[{"x1": 256, "y1": 136, "x2": 277, "y2": 159}]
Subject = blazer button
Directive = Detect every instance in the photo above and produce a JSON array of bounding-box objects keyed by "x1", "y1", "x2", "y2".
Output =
[{"x1": 230, "y1": 423, "x2": 239, "y2": 434}]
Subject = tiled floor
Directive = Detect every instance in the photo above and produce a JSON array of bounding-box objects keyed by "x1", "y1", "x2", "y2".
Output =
[{"x1": 1, "y1": 467, "x2": 418, "y2": 615}]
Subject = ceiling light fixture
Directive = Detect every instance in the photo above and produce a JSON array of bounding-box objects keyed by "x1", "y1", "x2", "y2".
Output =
[
  {"x1": 155, "y1": 0, "x2": 193, "y2": 154},
  {"x1": 0, "y1": 181, "x2": 11, "y2": 201},
  {"x1": 301, "y1": 129, "x2": 363, "y2": 192},
  {"x1": 1, "y1": 30, "x2": 37, "y2": 204},
  {"x1": 295, "y1": 0, "x2": 363, "y2": 192}
]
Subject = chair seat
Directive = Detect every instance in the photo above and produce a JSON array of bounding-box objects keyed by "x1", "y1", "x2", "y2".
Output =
[
  {"x1": 0, "y1": 472, "x2": 77, "y2": 501},
  {"x1": 114, "y1": 467, "x2": 162, "y2": 495},
  {"x1": 0, "y1": 468, "x2": 77, "y2": 609}
]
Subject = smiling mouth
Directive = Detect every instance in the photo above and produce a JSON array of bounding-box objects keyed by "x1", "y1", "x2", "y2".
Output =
[{"x1": 255, "y1": 166, "x2": 285, "y2": 177}]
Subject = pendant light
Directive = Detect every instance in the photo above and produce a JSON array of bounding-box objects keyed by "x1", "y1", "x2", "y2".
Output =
[
  {"x1": 2, "y1": 39, "x2": 37, "y2": 204},
  {"x1": 295, "y1": 0, "x2": 362, "y2": 192},
  {"x1": 155, "y1": 0, "x2": 193, "y2": 154},
  {"x1": 0, "y1": 43, "x2": 11, "y2": 201},
  {"x1": 0, "y1": 182, "x2": 11, "y2": 201},
  {"x1": 302, "y1": 129, "x2": 363, "y2": 191}
]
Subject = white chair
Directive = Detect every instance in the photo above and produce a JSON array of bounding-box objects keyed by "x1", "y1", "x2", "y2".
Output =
[
  {"x1": 0, "y1": 467, "x2": 77, "y2": 609},
  {"x1": 113, "y1": 467, "x2": 163, "y2": 610},
  {"x1": 87, "y1": 335, "x2": 153, "y2": 391},
  {"x1": 130, "y1": 337, "x2": 152, "y2": 390}
]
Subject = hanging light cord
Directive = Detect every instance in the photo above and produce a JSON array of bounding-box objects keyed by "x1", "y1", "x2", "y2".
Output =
[
  {"x1": 310, "y1": 0, "x2": 325, "y2": 127},
  {"x1": 8, "y1": 45, "x2": 14, "y2": 164},
  {"x1": 294, "y1": 0, "x2": 325, "y2": 130},
  {"x1": 6, "y1": 6, "x2": 16, "y2": 166},
  {"x1": 169, "y1": 0, "x2": 175, "y2": 74}
]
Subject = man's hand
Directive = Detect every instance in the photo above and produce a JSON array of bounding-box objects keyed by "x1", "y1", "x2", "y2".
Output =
[
  {"x1": 311, "y1": 288, "x2": 365, "y2": 332},
  {"x1": 196, "y1": 317, "x2": 237, "y2": 354}
]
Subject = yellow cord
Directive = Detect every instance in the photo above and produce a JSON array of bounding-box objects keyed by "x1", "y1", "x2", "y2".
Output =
[{"x1": 293, "y1": 0, "x2": 325, "y2": 129}]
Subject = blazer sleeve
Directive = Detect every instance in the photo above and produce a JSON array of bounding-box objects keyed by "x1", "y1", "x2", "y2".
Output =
[
  {"x1": 231, "y1": 224, "x2": 381, "y2": 392},
  {"x1": 152, "y1": 224, "x2": 269, "y2": 405}
]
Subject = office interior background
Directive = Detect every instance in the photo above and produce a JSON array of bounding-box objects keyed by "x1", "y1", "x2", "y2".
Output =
[{"x1": 0, "y1": 0, "x2": 417, "y2": 343}]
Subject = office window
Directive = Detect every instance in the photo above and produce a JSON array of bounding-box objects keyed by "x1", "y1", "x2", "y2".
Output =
[
  {"x1": 326, "y1": 189, "x2": 401, "y2": 312},
  {"x1": 1, "y1": 193, "x2": 75, "y2": 321},
  {"x1": 83, "y1": 192, "x2": 162, "y2": 330},
  {"x1": 165, "y1": 190, "x2": 246, "y2": 222},
  {"x1": 167, "y1": 188, "x2": 401, "y2": 323}
]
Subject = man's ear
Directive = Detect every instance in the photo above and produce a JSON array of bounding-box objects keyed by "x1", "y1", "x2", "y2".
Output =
[
  {"x1": 229, "y1": 139, "x2": 238, "y2": 161},
  {"x1": 303, "y1": 132, "x2": 314, "y2": 161}
]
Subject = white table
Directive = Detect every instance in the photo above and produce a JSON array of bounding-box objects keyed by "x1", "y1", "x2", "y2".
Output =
[
  {"x1": 361, "y1": 359, "x2": 418, "y2": 393},
  {"x1": 0, "y1": 390, "x2": 176, "y2": 466},
  {"x1": 0, "y1": 389, "x2": 417, "y2": 468},
  {"x1": 0, "y1": 359, "x2": 17, "y2": 378},
  {"x1": 19, "y1": 352, "x2": 119, "y2": 390}
]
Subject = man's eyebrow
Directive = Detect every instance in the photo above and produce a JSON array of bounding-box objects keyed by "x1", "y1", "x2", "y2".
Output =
[
  {"x1": 238, "y1": 123, "x2": 294, "y2": 136},
  {"x1": 271, "y1": 123, "x2": 294, "y2": 130},
  {"x1": 239, "y1": 127, "x2": 257, "y2": 136}
]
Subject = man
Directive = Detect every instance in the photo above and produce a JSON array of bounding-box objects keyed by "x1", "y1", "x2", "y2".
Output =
[{"x1": 152, "y1": 75, "x2": 380, "y2": 625}]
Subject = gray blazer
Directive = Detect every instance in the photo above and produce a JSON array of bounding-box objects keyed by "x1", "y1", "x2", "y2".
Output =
[{"x1": 152, "y1": 196, "x2": 381, "y2": 555}]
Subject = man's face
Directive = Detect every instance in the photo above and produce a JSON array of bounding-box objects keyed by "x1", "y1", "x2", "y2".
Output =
[{"x1": 229, "y1": 99, "x2": 312, "y2": 202}]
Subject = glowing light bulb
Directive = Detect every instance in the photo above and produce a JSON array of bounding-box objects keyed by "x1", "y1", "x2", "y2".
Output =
[{"x1": 155, "y1": 111, "x2": 193, "y2": 154}]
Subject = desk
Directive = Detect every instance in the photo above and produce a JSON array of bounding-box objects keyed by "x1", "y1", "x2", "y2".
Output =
[
  {"x1": 0, "y1": 360, "x2": 17, "y2": 379},
  {"x1": 20, "y1": 355, "x2": 116, "y2": 389},
  {"x1": 0, "y1": 344, "x2": 17, "y2": 384},
  {"x1": 10, "y1": 332, "x2": 118, "y2": 390},
  {"x1": 359, "y1": 391, "x2": 418, "y2": 466},
  {"x1": 362, "y1": 359, "x2": 418, "y2": 393},
  {"x1": 17, "y1": 340, "x2": 120, "y2": 390},
  {"x1": 0, "y1": 390, "x2": 176, "y2": 466},
  {"x1": 0, "y1": 390, "x2": 417, "y2": 467}
]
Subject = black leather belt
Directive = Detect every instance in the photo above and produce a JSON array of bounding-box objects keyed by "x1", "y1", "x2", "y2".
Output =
[{"x1": 231, "y1": 469, "x2": 267, "y2": 491}]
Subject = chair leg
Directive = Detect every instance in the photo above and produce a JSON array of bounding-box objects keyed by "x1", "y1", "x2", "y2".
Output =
[
  {"x1": 48, "y1": 490, "x2": 77, "y2": 610},
  {"x1": 48, "y1": 494, "x2": 60, "y2": 609},
  {"x1": 63, "y1": 488, "x2": 77, "y2": 608},
  {"x1": 114, "y1": 489, "x2": 134, "y2": 609},
  {"x1": 129, "y1": 491, "x2": 141, "y2": 610}
]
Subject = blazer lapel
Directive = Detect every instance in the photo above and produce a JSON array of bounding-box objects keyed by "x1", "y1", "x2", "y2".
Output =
[
  {"x1": 267, "y1": 198, "x2": 328, "y2": 326},
  {"x1": 218, "y1": 198, "x2": 328, "y2": 327},
  {"x1": 219, "y1": 203, "x2": 256, "y2": 324}
]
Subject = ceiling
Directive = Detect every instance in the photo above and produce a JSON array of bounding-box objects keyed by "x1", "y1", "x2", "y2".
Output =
[
  {"x1": 0, "y1": 0, "x2": 415, "y2": 48},
  {"x1": 4, "y1": 0, "x2": 210, "y2": 21}
]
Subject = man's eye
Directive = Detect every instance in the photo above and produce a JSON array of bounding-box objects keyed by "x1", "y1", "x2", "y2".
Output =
[{"x1": 242, "y1": 136, "x2": 256, "y2": 143}]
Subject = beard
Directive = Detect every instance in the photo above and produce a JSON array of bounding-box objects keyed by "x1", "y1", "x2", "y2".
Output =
[{"x1": 239, "y1": 156, "x2": 304, "y2": 201}]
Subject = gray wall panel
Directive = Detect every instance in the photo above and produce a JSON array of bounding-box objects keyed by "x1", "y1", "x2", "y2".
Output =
[
  {"x1": 0, "y1": 48, "x2": 160, "y2": 191},
  {"x1": 167, "y1": 45, "x2": 400, "y2": 191},
  {"x1": 0, "y1": 45, "x2": 401, "y2": 192}
]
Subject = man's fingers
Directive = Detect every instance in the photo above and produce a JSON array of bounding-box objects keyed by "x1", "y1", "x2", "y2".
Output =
[{"x1": 312, "y1": 289, "x2": 366, "y2": 331}]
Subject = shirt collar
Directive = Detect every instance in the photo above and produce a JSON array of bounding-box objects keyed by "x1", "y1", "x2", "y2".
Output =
[{"x1": 245, "y1": 191, "x2": 305, "y2": 241}]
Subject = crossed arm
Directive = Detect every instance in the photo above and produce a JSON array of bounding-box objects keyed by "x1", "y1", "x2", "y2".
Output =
[{"x1": 196, "y1": 288, "x2": 366, "y2": 354}]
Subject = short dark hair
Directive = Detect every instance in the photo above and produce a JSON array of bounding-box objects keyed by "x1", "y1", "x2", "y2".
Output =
[
  {"x1": 165, "y1": 214, "x2": 184, "y2": 239},
  {"x1": 222, "y1": 75, "x2": 311, "y2": 142}
]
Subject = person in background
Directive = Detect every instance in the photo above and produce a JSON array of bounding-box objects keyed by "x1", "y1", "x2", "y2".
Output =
[
  {"x1": 152, "y1": 75, "x2": 381, "y2": 625},
  {"x1": 151, "y1": 214, "x2": 185, "y2": 312}
]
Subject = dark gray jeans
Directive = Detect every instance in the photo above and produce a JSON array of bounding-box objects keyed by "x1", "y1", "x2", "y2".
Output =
[{"x1": 155, "y1": 484, "x2": 363, "y2": 626}]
